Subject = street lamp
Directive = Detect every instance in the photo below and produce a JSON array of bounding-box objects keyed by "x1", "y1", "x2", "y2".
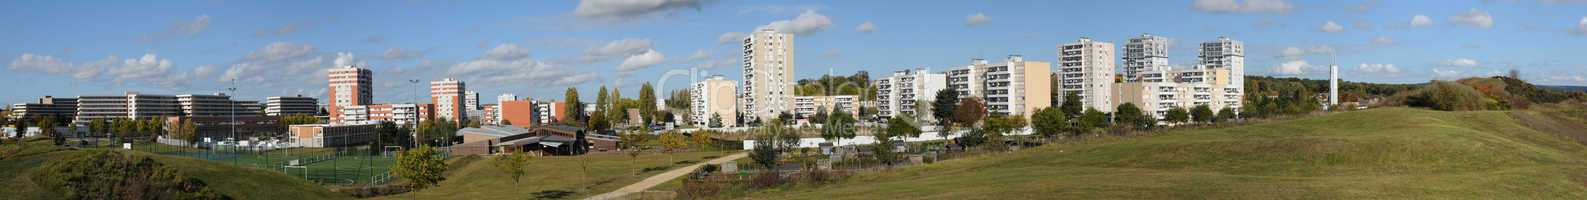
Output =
[
  {"x1": 409, "y1": 79, "x2": 421, "y2": 147},
  {"x1": 229, "y1": 79, "x2": 238, "y2": 166}
]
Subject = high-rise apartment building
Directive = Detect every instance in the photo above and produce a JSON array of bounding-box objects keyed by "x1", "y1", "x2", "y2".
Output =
[
  {"x1": 534, "y1": 101, "x2": 566, "y2": 125},
  {"x1": 75, "y1": 92, "x2": 181, "y2": 123},
  {"x1": 340, "y1": 103, "x2": 432, "y2": 126},
  {"x1": 875, "y1": 68, "x2": 947, "y2": 119},
  {"x1": 265, "y1": 96, "x2": 318, "y2": 116},
  {"x1": 692, "y1": 75, "x2": 738, "y2": 127},
  {"x1": 740, "y1": 28, "x2": 795, "y2": 122},
  {"x1": 1124, "y1": 33, "x2": 1170, "y2": 82},
  {"x1": 1058, "y1": 38, "x2": 1117, "y2": 113},
  {"x1": 176, "y1": 94, "x2": 261, "y2": 117},
  {"x1": 327, "y1": 66, "x2": 372, "y2": 124},
  {"x1": 464, "y1": 91, "x2": 480, "y2": 111},
  {"x1": 498, "y1": 100, "x2": 535, "y2": 128},
  {"x1": 947, "y1": 55, "x2": 1053, "y2": 117},
  {"x1": 9, "y1": 96, "x2": 77, "y2": 120},
  {"x1": 1115, "y1": 36, "x2": 1246, "y2": 120},
  {"x1": 1199, "y1": 36, "x2": 1245, "y2": 112},
  {"x1": 430, "y1": 78, "x2": 466, "y2": 124},
  {"x1": 793, "y1": 95, "x2": 859, "y2": 119}
]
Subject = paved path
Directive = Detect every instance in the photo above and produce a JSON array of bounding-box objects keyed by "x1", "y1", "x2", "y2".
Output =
[{"x1": 586, "y1": 152, "x2": 749, "y2": 200}]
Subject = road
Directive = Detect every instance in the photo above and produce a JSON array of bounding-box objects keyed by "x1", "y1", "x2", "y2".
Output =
[{"x1": 585, "y1": 152, "x2": 748, "y2": 200}]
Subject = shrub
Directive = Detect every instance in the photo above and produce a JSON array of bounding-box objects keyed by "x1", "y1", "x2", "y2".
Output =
[
  {"x1": 749, "y1": 172, "x2": 784, "y2": 189},
  {"x1": 1406, "y1": 80, "x2": 1495, "y2": 111},
  {"x1": 32, "y1": 150, "x2": 227, "y2": 199},
  {"x1": 677, "y1": 179, "x2": 722, "y2": 199}
]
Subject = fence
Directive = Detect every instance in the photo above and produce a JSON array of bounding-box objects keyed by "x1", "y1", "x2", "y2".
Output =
[{"x1": 90, "y1": 135, "x2": 401, "y2": 186}]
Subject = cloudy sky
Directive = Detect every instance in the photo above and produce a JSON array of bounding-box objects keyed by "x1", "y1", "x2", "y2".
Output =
[{"x1": 3, "y1": 0, "x2": 1586, "y2": 105}]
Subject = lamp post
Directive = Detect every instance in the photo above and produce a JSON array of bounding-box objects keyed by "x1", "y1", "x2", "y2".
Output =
[
  {"x1": 229, "y1": 79, "x2": 238, "y2": 166},
  {"x1": 409, "y1": 79, "x2": 421, "y2": 147}
]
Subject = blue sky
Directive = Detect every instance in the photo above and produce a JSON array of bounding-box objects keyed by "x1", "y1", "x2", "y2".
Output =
[{"x1": 3, "y1": 0, "x2": 1586, "y2": 105}]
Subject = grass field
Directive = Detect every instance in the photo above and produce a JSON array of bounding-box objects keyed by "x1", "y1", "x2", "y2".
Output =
[
  {"x1": 0, "y1": 140, "x2": 350, "y2": 200},
  {"x1": 743, "y1": 107, "x2": 1587, "y2": 199},
  {"x1": 131, "y1": 143, "x2": 396, "y2": 185},
  {"x1": 373, "y1": 150, "x2": 736, "y2": 200}
]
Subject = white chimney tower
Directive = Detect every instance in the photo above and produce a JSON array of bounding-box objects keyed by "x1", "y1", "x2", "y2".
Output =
[{"x1": 1329, "y1": 64, "x2": 1339, "y2": 107}]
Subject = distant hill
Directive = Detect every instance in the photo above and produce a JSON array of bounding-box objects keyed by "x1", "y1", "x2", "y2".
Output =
[
  {"x1": 1539, "y1": 85, "x2": 1587, "y2": 92},
  {"x1": 748, "y1": 107, "x2": 1587, "y2": 199}
]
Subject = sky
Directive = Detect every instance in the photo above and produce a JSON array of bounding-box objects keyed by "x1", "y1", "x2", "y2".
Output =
[{"x1": 3, "y1": 0, "x2": 1586, "y2": 105}]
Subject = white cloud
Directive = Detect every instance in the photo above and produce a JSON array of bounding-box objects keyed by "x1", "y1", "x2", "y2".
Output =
[
  {"x1": 1433, "y1": 68, "x2": 1462, "y2": 79},
  {"x1": 856, "y1": 21, "x2": 876, "y2": 33},
  {"x1": 1357, "y1": 63, "x2": 1400, "y2": 74},
  {"x1": 142, "y1": 15, "x2": 212, "y2": 41},
  {"x1": 382, "y1": 48, "x2": 424, "y2": 60},
  {"x1": 1192, "y1": 0, "x2": 1293, "y2": 14},
  {"x1": 1320, "y1": 21, "x2": 1345, "y2": 32},
  {"x1": 333, "y1": 52, "x2": 364, "y2": 67},
  {"x1": 8, "y1": 53, "x2": 193, "y2": 88},
  {"x1": 1280, "y1": 45, "x2": 1335, "y2": 60},
  {"x1": 717, "y1": 32, "x2": 745, "y2": 44},
  {"x1": 585, "y1": 39, "x2": 653, "y2": 62},
  {"x1": 1449, "y1": 9, "x2": 1494, "y2": 28},
  {"x1": 1442, "y1": 58, "x2": 1480, "y2": 67},
  {"x1": 1371, "y1": 36, "x2": 1394, "y2": 44},
  {"x1": 1272, "y1": 60, "x2": 1311, "y2": 75},
  {"x1": 484, "y1": 44, "x2": 530, "y2": 60},
  {"x1": 448, "y1": 43, "x2": 597, "y2": 87},
  {"x1": 756, "y1": 10, "x2": 832, "y2": 36},
  {"x1": 246, "y1": 42, "x2": 315, "y2": 62},
  {"x1": 1410, "y1": 15, "x2": 1434, "y2": 27},
  {"x1": 617, "y1": 49, "x2": 666, "y2": 73},
  {"x1": 687, "y1": 49, "x2": 710, "y2": 61},
  {"x1": 1577, "y1": 17, "x2": 1587, "y2": 34},
  {"x1": 965, "y1": 13, "x2": 990, "y2": 26},
  {"x1": 572, "y1": 0, "x2": 711, "y2": 22}
]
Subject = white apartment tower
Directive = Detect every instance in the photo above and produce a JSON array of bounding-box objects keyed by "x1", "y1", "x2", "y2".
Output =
[
  {"x1": 327, "y1": 66, "x2": 372, "y2": 124},
  {"x1": 875, "y1": 68, "x2": 947, "y2": 119},
  {"x1": 692, "y1": 75, "x2": 739, "y2": 127},
  {"x1": 266, "y1": 96, "x2": 318, "y2": 116},
  {"x1": 464, "y1": 90, "x2": 481, "y2": 111},
  {"x1": 740, "y1": 29, "x2": 795, "y2": 122},
  {"x1": 946, "y1": 55, "x2": 1053, "y2": 117},
  {"x1": 1058, "y1": 37, "x2": 1117, "y2": 113},
  {"x1": 1199, "y1": 36, "x2": 1245, "y2": 111},
  {"x1": 1124, "y1": 34, "x2": 1170, "y2": 82}
]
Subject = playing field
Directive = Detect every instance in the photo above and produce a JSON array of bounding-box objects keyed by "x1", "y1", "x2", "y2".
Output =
[{"x1": 129, "y1": 143, "x2": 398, "y2": 185}]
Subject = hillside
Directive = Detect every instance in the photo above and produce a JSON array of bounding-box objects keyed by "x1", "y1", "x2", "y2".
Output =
[
  {"x1": 0, "y1": 143, "x2": 349, "y2": 200},
  {"x1": 748, "y1": 107, "x2": 1587, "y2": 199}
]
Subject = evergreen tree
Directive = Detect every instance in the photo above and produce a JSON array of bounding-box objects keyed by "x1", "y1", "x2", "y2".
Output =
[
  {"x1": 931, "y1": 89, "x2": 959, "y2": 127},
  {"x1": 1060, "y1": 93, "x2": 1084, "y2": 118}
]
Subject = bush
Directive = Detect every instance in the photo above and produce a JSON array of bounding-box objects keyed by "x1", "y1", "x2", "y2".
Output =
[
  {"x1": 803, "y1": 169, "x2": 835, "y2": 184},
  {"x1": 677, "y1": 179, "x2": 722, "y2": 199},
  {"x1": 32, "y1": 150, "x2": 227, "y2": 199},
  {"x1": 749, "y1": 172, "x2": 784, "y2": 189},
  {"x1": 1405, "y1": 81, "x2": 1497, "y2": 111}
]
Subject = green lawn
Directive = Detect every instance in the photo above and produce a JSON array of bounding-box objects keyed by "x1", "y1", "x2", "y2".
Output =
[
  {"x1": 744, "y1": 107, "x2": 1587, "y2": 199},
  {"x1": 372, "y1": 150, "x2": 737, "y2": 200},
  {"x1": 0, "y1": 140, "x2": 349, "y2": 200}
]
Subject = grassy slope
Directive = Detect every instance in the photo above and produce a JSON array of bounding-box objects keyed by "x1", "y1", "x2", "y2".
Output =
[
  {"x1": 750, "y1": 107, "x2": 1587, "y2": 199},
  {"x1": 373, "y1": 151, "x2": 735, "y2": 199},
  {"x1": 0, "y1": 144, "x2": 349, "y2": 200}
]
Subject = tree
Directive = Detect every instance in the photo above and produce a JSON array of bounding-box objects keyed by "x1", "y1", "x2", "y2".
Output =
[
  {"x1": 610, "y1": 88, "x2": 626, "y2": 125},
  {"x1": 981, "y1": 115, "x2": 1015, "y2": 149},
  {"x1": 690, "y1": 130, "x2": 715, "y2": 148},
  {"x1": 587, "y1": 111, "x2": 611, "y2": 131},
  {"x1": 1191, "y1": 105, "x2": 1214, "y2": 124},
  {"x1": 885, "y1": 116, "x2": 922, "y2": 138},
  {"x1": 659, "y1": 131, "x2": 688, "y2": 163},
  {"x1": 37, "y1": 117, "x2": 60, "y2": 145},
  {"x1": 176, "y1": 119, "x2": 198, "y2": 144},
  {"x1": 808, "y1": 108, "x2": 829, "y2": 124},
  {"x1": 1031, "y1": 107, "x2": 1067, "y2": 139},
  {"x1": 596, "y1": 85, "x2": 606, "y2": 120},
  {"x1": 1215, "y1": 107, "x2": 1237, "y2": 123},
  {"x1": 639, "y1": 83, "x2": 658, "y2": 125},
  {"x1": 750, "y1": 118, "x2": 797, "y2": 171},
  {"x1": 90, "y1": 118, "x2": 106, "y2": 138},
  {"x1": 1166, "y1": 107, "x2": 1191, "y2": 124},
  {"x1": 564, "y1": 87, "x2": 583, "y2": 125},
  {"x1": 1079, "y1": 109, "x2": 1108, "y2": 131},
  {"x1": 13, "y1": 118, "x2": 29, "y2": 139},
  {"x1": 821, "y1": 106, "x2": 858, "y2": 147},
  {"x1": 709, "y1": 114, "x2": 724, "y2": 128},
  {"x1": 393, "y1": 145, "x2": 448, "y2": 189},
  {"x1": 466, "y1": 119, "x2": 482, "y2": 128},
  {"x1": 1060, "y1": 93, "x2": 1084, "y2": 118},
  {"x1": 951, "y1": 98, "x2": 987, "y2": 129},
  {"x1": 931, "y1": 89, "x2": 960, "y2": 127},
  {"x1": 1114, "y1": 103, "x2": 1153, "y2": 131},
  {"x1": 494, "y1": 152, "x2": 532, "y2": 184},
  {"x1": 871, "y1": 122, "x2": 902, "y2": 166}
]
